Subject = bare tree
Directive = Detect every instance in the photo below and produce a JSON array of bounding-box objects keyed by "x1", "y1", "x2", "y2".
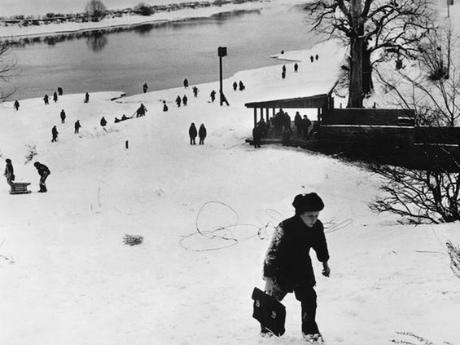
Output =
[
  {"x1": 375, "y1": 27, "x2": 460, "y2": 127},
  {"x1": 0, "y1": 42, "x2": 17, "y2": 101},
  {"x1": 370, "y1": 152, "x2": 460, "y2": 223},
  {"x1": 306, "y1": 0, "x2": 435, "y2": 108},
  {"x1": 85, "y1": 0, "x2": 107, "y2": 19},
  {"x1": 446, "y1": 241, "x2": 460, "y2": 279}
]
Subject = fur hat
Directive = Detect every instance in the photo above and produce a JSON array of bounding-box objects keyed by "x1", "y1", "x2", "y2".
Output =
[{"x1": 292, "y1": 193, "x2": 324, "y2": 213}]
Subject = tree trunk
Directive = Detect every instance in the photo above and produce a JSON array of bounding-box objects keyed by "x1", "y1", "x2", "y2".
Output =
[
  {"x1": 362, "y1": 48, "x2": 373, "y2": 95},
  {"x1": 347, "y1": 0, "x2": 364, "y2": 108}
]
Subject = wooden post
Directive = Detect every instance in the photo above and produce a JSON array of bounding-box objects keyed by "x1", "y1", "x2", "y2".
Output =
[
  {"x1": 266, "y1": 108, "x2": 269, "y2": 123},
  {"x1": 253, "y1": 108, "x2": 257, "y2": 128}
]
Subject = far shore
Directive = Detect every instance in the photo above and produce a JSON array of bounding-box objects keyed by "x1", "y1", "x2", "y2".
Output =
[{"x1": 0, "y1": 0, "x2": 266, "y2": 41}]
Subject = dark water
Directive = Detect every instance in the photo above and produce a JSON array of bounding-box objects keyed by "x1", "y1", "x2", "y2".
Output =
[{"x1": 7, "y1": 4, "x2": 321, "y2": 100}]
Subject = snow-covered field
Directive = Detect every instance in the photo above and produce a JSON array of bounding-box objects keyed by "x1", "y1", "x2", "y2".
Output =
[{"x1": 1, "y1": 6, "x2": 460, "y2": 345}]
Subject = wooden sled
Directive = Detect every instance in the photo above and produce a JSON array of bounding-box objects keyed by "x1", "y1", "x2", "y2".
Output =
[{"x1": 9, "y1": 182, "x2": 32, "y2": 195}]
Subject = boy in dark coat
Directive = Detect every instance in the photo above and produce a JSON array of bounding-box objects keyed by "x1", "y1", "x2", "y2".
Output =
[
  {"x1": 198, "y1": 124, "x2": 207, "y2": 144},
  {"x1": 74, "y1": 120, "x2": 81, "y2": 134},
  {"x1": 189, "y1": 123, "x2": 197, "y2": 145},
  {"x1": 51, "y1": 125, "x2": 58, "y2": 142},
  {"x1": 4, "y1": 158, "x2": 15, "y2": 186},
  {"x1": 34, "y1": 161, "x2": 51, "y2": 192},
  {"x1": 60, "y1": 109, "x2": 66, "y2": 124},
  {"x1": 262, "y1": 193, "x2": 330, "y2": 342}
]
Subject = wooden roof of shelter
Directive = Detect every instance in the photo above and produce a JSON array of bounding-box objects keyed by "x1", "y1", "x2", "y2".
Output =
[{"x1": 245, "y1": 93, "x2": 330, "y2": 109}]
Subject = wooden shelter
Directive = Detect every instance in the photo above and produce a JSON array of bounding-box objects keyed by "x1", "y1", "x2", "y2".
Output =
[{"x1": 245, "y1": 94, "x2": 334, "y2": 128}]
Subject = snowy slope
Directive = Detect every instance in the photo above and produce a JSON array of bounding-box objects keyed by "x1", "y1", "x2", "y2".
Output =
[{"x1": 1, "y1": 15, "x2": 460, "y2": 345}]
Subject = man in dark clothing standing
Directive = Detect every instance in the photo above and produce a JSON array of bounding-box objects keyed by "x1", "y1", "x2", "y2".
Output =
[
  {"x1": 252, "y1": 125, "x2": 261, "y2": 148},
  {"x1": 189, "y1": 123, "x2": 197, "y2": 145},
  {"x1": 192, "y1": 86, "x2": 199, "y2": 97},
  {"x1": 143, "y1": 82, "x2": 148, "y2": 93},
  {"x1": 44, "y1": 94, "x2": 49, "y2": 105},
  {"x1": 57, "y1": 87, "x2": 63, "y2": 96},
  {"x1": 262, "y1": 193, "x2": 330, "y2": 342},
  {"x1": 176, "y1": 95, "x2": 181, "y2": 107},
  {"x1": 182, "y1": 95, "x2": 188, "y2": 106},
  {"x1": 294, "y1": 111, "x2": 302, "y2": 136},
  {"x1": 198, "y1": 124, "x2": 207, "y2": 144},
  {"x1": 74, "y1": 120, "x2": 81, "y2": 134},
  {"x1": 210, "y1": 90, "x2": 216, "y2": 102},
  {"x1": 51, "y1": 126, "x2": 59, "y2": 142},
  {"x1": 183, "y1": 78, "x2": 189, "y2": 88},
  {"x1": 14, "y1": 100, "x2": 20, "y2": 111},
  {"x1": 53, "y1": 92, "x2": 58, "y2": 102},
  {"x1": 60, "y1": 109, "x2": 66, "y2": 124},
  {"x1": 34, "y1": 161, "x2": 51, "y2": 192},
  {"x1": 84, "y1": 92, "x2": 90, "y2": 103},
  {"x1": 4, "y1": 158, "x2": 15, "y2": 187},
  {"x1": 233, "y1": 81, "x2": 238, "y2": 91}
]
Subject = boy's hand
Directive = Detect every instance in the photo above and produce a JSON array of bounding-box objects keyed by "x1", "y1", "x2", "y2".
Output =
[
  {"x1": 322, "y1": 262, "x2": 331, "y2": 277},
  {"x1": 264, "y1": 277, "x2": 275, "y2": 295}
]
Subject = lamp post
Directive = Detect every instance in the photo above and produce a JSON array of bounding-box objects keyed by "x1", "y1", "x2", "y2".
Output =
[{"x1": 218, "y1": 46, "x2": 227, "y2": 106}]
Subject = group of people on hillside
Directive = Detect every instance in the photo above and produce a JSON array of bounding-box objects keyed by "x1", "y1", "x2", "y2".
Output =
[
  {"x1": 232, "y1": 80, "x2": 246, "y2": 91},
  {"x1": 188, "y1": 123, "x2": 207, "y2": 145},
  {"x1": 4, "y1": 159, "x2": 51, "y2": 193},
  {"x1": 252, "y1": 109, "x2": 313, "y2": 148}
]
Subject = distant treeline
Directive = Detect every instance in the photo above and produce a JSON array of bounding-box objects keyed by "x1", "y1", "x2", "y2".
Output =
[{"x1": 0, "y1": 0, "x2": 261, "y2": 26}]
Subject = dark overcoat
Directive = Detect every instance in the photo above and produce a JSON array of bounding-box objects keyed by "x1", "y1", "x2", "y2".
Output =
[{"x1": 263, "y1": 216, "x2": 329, "y2": 290}]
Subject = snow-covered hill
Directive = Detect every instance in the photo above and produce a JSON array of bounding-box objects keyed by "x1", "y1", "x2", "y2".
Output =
[{"x1": 1, "y1": 12, "x2": 460, "y2": 345}]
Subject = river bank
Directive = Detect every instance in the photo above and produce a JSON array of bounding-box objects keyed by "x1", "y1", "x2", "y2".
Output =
[{"x1": 0, "y1": 0, "x2": 267, "y2": 40}]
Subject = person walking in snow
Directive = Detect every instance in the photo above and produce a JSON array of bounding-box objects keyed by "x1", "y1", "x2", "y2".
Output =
[
  {"x1": 57, "y1": 87, "x2": 63, "y2": 96},
  {"x1": 51, "y1": 125, "x2": 59, "y2": 142},
  {"x1": 60, "y1": 109, "x2": 66, "y2": 124},
  {"x1": 4, "y1": 158, "x2": 15, "y2": 187},
  {"x1": 53, "y1": 91, "x2": 58, "y2": 102},
  {"x1": 189, "y1": 122, "x2": 197, "y2": 145},
  {"x1": 34, "y1": 161, "x2": 51, "y2": 193},
  {"x1": 100, "y1": 116, "x2": 107, "y2": 128},
  {"x1": 14, "y1": 100, "x2": 20, "y2": 111},
  {"x1": 136, "y1": 103, "x2": 147, "y2": 117},
  {"x1": 310, "y1": 55, "x2": 314, "y2": 63},
  {"x1": 176, "y1": 95, "x2": 182, "y2": 107},
  {"x1": 239, "y1": 81, "x2": 245, "y2": 91},
  {"x1": 163, "y1": 101, "x2": 168, "y2": 112},
  {"x1": 198, "y1": 123, "x2": 207, "y2": 145},
  {"x1": 192, "y1": 86, "x2": 199, "y2": 97},
  {"x1": 84, "y1": 92, "x2": 90, "y2": 103},
  {"x1": 262, "y1": 193, "x2": 330, "y2": 342},
  {"x1": 143, "y1": 82, "x2": 148, "y2": 93},
  {"x1": 294, "y1": 63, "x2": 299, "y2": 72},
  {"x1": 182, "y1": 95, "x2": 188, "y2": 106},
  {"x1": 210, "y1": 90, "x2": 216, "y2": 102},
  {"x1": 44, "y1": 94, "x2": 49, "y2": 105},
  {"x1": 183, "y1": 78, "x2": 189, "y2": 88},
  {"x1": 74, "y1": 120, "x2": 81, "y2": 134},
  {"x1": 315, "y1": 54, "x2": 319, "y2": 61},
  {"x1": 252, "y1": 125, "x2": 261, "y2": 148},
  {"x1": 233, "y1": 81, "x2": 238, "y2": 91}
]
